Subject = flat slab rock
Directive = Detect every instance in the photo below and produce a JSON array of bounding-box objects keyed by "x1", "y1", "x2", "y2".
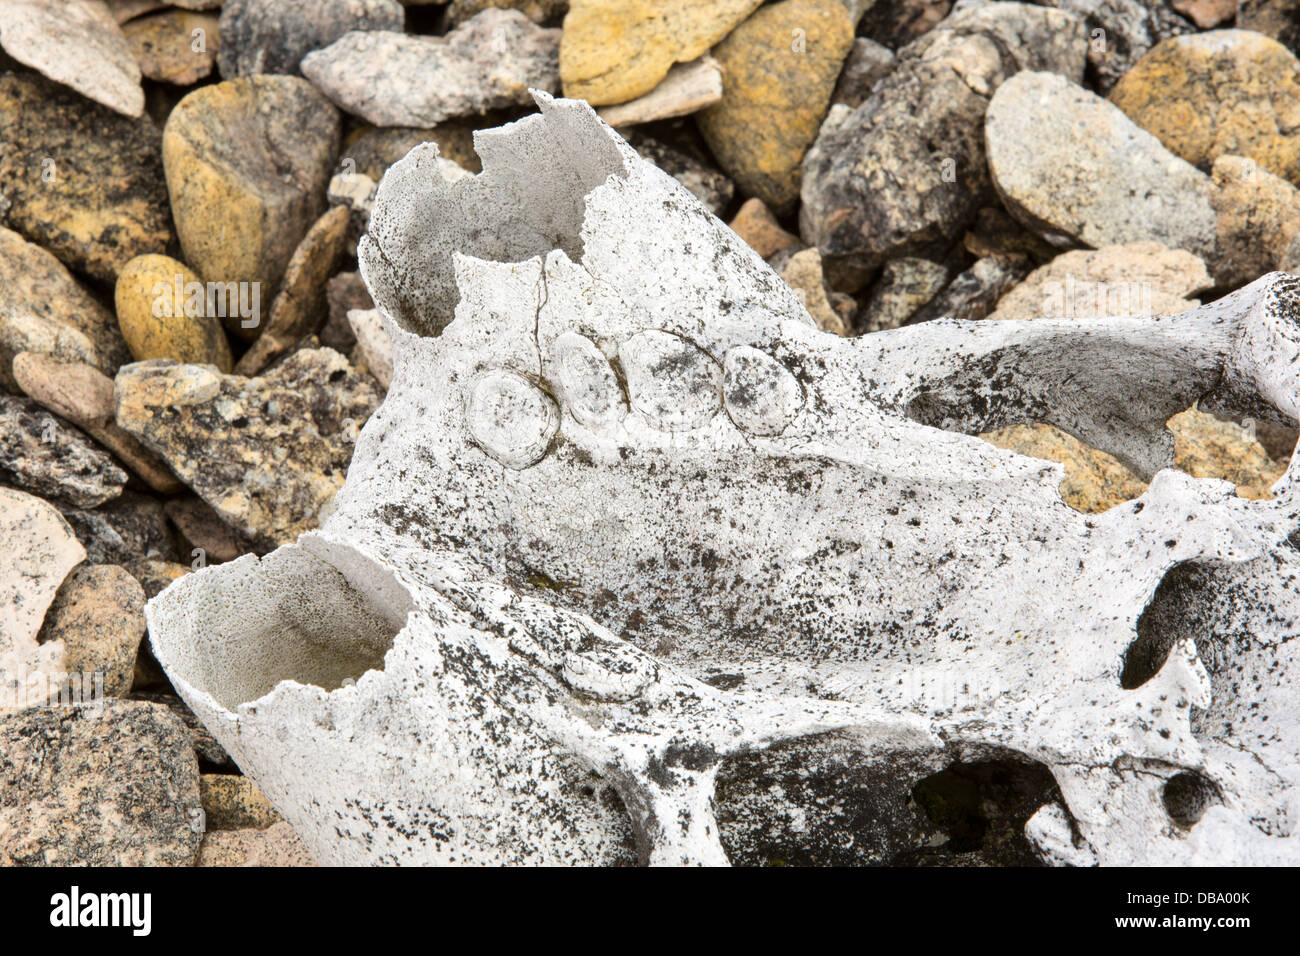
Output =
[
  {"x1": 301, "y1": 9, "x2": 560, "y2": 127},
  {"x1": 0, "y1": 394, "x2": 129, "y2": 508},
  {"x1": 114, "y1": 350, "x2": 381, "y2": 550},
  {"x1": 0, "y1": 701, "x2": 202, "y2": 866}
]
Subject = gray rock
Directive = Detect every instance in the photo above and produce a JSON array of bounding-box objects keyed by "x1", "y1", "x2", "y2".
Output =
[
  {"x1": 909, "y1": 255, "x2": 1033, "y2": 323},
  {"x1": 857, "y1": 258, "x2": 951, "y2": 332},
  {"x1": 301, "y1": 9, "x2": 560, "y2": 126},
  {"x1": 0, "y1": 0, "x2": 144, "y2": 117},
  {"x1": 445, "y1": 0, "x2": 568, "y2": 26},
  {"x1": 1239, "y1": 0, "x2": 1300, "y2": 57},
  {"x1": 133, "y1": 690, "x2": 236, "y2": 771},
  {"x1": 624, "y1": 130, "x2": 735, "y2": 216},
  {"x1": 218, "y1": 0, "x2": 405, "y2": 78},
  {"x1": 59, "y1": 491, "x2": 178, "y2": 566},
  {"x1": 831, "y1": 37, "x2": 896, "y2": 109},
  {"x1": 114, "y1": 351, "x2": 382, "y2": 549},
  {"x1": 1035, "y1": 0, "x2": 1195, "y2": 93},
  {"x1": 323, "y1": 272, "x2": 374, "y2": 354},
  {"x1": 0, "y1": 700, "x2": 202, "y2": 866},
  {"x1": 800, "y1": 0, "x2": 1087, "y2": 290},
  {"x1": 858, "y1": 0, "x2": 954, "y2": 48},
  {"x1": 985, "y1": 71, "x2": 1218, "y2": 260},
  {"x1": 0, "y1": 395, "x2": 128, "y2": 508}
]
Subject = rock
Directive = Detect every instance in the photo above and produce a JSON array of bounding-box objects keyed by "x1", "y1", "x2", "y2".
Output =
[
  {"x1": 59, "y1": 491, "x2": 177, "y2": 566},
  {"x1": 0, "y1": 395, "x2": 128, "y2": 508},
  {"x1": 962, "y1": 206, "x2": 1059, "y2": 263},
  {"x1": 987, "y1": 242, "x2": 1212, "y2": 322},
  {"x1": 778, "y1": 248, "x2": 853, "y2": 335},
  {"x1": 0, "y1": 227, "x2": 132, "y2": 385},
  {"x1": 446, "y1": 0, "x2": 568, "y2": 26},
  {"x1": 697, "y1": 0, "x2": 854, "y2": 212},
  {"x1": 323, "y1": 272, "x2": 373, "y2": 354},
  {"x1": 165, "y1": 495, "x2": 257, "y2": 564},
  {"x1": 1171, "y1": 0, "x2": 1238, "y2": 27},
  {"x1": 39, "y1": 565, "x2": 145, "y2": 697},
  {"x1": 123, "y1": 9, "x2": 220, "y2": 85},
  {"x1": 217, "y1": 0, "x2": 404, "y2": 78},
  {"x1": 1036, "y1": 0, "x2": 1195, "y2": 94},
  {"x1": 115, "y1": 254, "x2": 234, "y2": 371},
  {"x1": 340, "y1": 121, "x2": 483, "y2": 179},
  {"x1": 115, "y1": 350, "x2": 382, "y2": 548},
  {"x1": 985, "y1": 409, "x2": 1288, "y2": 513},
  {"x1": 200, "y1": 774, "x2": 282, "y2": 830},
  {"x1": 909, "y1": 255, "x2": 1031, "y2": 323},
  {"x1": 172, "y1": 0, "x2": 221, "y2": 8},
  {"x1": 163, "y1": 76, "x2": 340, "y2": 340},
  {"x1": 831, "y1": 37, "x2": 896, "y2": 108},
  {"x1": 125, "y1": 559, "x2": 189, "y2": 601},
  {"x1": 107, "y1": 0, "x2": 167, "y2": 22},
  {"x1": 597, "y1": 56, "x2": 723, "y2": 128},
  {"x1": 0, "y1": 0, "x2": 144, "y2": 117},
  {"x1": 236, "y1": 207, "x2": 351, "y2": 376},
  {"x1": 133, "y1": 690, "x2": 235, "y2": 771},
  {"x1": 857, "y1": 257, "x2": 950, "y2": 331},
  {"x1": 11, "y1": 352, "x2": 183, "y2": 495},
  {"x1": 197, "y1": 821, "x2": 316, "y2": 866},
  {"x1": 0, "y1": 72, "x2": 173, "y2": 282},
  {"x1": 560, "y1": 0, "x2": 762, "y2": 106},
  {"x1": 301, "y1": 11, "x2": 559, "y2": 126},
  {"x1": 857, "y1": 0, "x2": 953, "y2": 48},
  {"x1": 800, "y1": 1, "x2": 1088, "y2": 290},
  {"x1": 347, "y1": 309, "x2": 395, "y2": 390},
  {"x1": 728, "y1": 198, "x2": 801, "y2": 259},
  {"x1": 0, "y1": 700, "x2": 202, "y2": 865},
  {"x1": 1211, "y1": 155, "x2": 1300, "y2": 286},
  {"x1": 1238, "y1": 0, "x2": 1300, "y2": 56},
  {"x1": 985, "y1": 71, "x2": 1218, "y2": 260},
  {"x1": 1110, "y1": 30, "x2": 1300, "y2": 186},
  {"x1": 623, "y1": 130, "x2": 734, "y2": 216},
  {"x1": 0, "y1": 487, "x2": 82, "y2": 711}
]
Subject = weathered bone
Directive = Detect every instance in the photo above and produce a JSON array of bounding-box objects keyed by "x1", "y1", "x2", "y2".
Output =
[{"x1": 148, "y1": 93, "x2": 1300, "y2": 866}]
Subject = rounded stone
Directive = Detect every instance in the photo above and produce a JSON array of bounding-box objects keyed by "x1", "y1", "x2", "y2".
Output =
[
  {"x1": 466, "y1": 369, "x2": 559, "y2": 469},
  {"x1": 546, "y1": 332, "x2": 626, "y2": 428},
  {"x1": 618, "y1": 329, "x2": 723, "y2": 431},
  {"x1": 115, "y1": 254, "x2": 234, "y2": 371},
  {"x1": 722, "y1": 346, "x2": 803, "y2": 436},
  {"x1": 1109, "y1": 30, "x2": 1300, "y2": 185}
]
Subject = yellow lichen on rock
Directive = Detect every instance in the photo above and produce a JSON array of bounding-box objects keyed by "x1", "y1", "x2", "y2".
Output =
[
  {"x1": 560, "y1": 0, "x2": 763, "y2": 106},
  {"x1": 115, "y1": 254, "x2": 233, "y2": 371}
]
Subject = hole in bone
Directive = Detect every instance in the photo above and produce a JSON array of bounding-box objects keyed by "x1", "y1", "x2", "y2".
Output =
[
  {"x1": 155, "y1": 541, "x2": 414, "y2": 710},
  {"x1": 981, "y1": 407, "x2": 1290, "y2": 514},
  {"x1": 1162, "y1": 771, "x2": 1223, "y2": 828},
  {"x1": 903, "y1": 755, "x2": 1064, "y2": 864},
  {"x1": 714, "y1": 733, "x2": 1061, "y2": 866}
]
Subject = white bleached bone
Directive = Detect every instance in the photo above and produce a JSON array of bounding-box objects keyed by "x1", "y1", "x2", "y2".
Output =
[{"x1": 148, "y1": 93, "x2": 1300, "y2": 866}]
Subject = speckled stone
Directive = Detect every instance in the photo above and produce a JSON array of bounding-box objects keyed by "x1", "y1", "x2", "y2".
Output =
[
  {"x1": 39, "y1": 564, "x2": 146, "y2": 698},
  {"x1": 115, "y1": 254, "x2": 234, "y2": 371},
  {"x1": 217, "y1": 0, "x2": 404, "y2": 78},
  {"x1": 0, "y1": 394, "x2": 128, "y2": 508}
]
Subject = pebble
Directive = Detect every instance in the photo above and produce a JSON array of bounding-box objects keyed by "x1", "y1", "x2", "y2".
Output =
[
  {"x1": 0, "y1": 72, "x2": 173, "y2": 282},
  {"x1": 857, "y1": 257, "x2": 950, "y2": 332},
  {"x1": 198, "y1": 821, "x2": 316, "y2": 866},
  {"x1": 778, "y1": 248, "x2": 854, "y2": 336},
  {"x1": 59, "y1": 490, "x2": 178, "y2": 566},
  {"x1": 445, "y1": 0, "x2": 567, "y2": 27},
  {"x1": 165, "y1": 495, "x2": 257, "y2": 564},
  {"x1": 697, "y1": 0, "x2": 854, "y2": 212},
  {"x1": 39, "y1": 564, "x2": 146, "y2": 698},
  {"x1": 347, "y1": 309, "x2": 395, "y2": 390},
  {"x1": 1211, "y1": 155, "x2": 1300, "y2": 285},
  {"x1": 1110, "y1": 30, "x2": 1300, "y2": 185},
  {"x1": 236, "y1": 206, "x2": 352, "y2": 376},
  {"x1": 114, "y1": 350, "x2": 381, "y2": 549},
  {"x1": 560, "y1": 0, "x2": 761, "y2": 105},
  {"x1": 728, "y1": 198, "x2": 801, "y2": 260},
  {"x1": 123, "y1": 9, "x2": 221, "y2": 86},
  {"x1": 985, "y1": 71, "x2": 1218, "y2": 261},
  {"x1": 1037, "y1": 0, "x2": 1195, "y2": 93},
  {"x1": 200, "y1": 774, "x2": 283, "y2": 830},
  {"x1": 0, "y1": 394, "x2": 129, "y2": 508},
  {"x1": 301, "y1": 10, "x2": 559, "y2": 127},
  {"x1": 217, "y1": 0, "x2": 404, "y2": 78},
  {"x1": 0, "y1": 487, "x2": 84, "y2": 700},
  {"x1": 908, "y1": 255, "x2": 1031, "y2": 323},
  {"x1": 597, "y1": 56, "x2": 723, "y2": 128},
  {"x1": 162, "y1": 76, "x2": 341, "y2": 339},
  {"x1": 831, "y1": 37, "x2": 896, "y2": 108},
  {"x1": 115, "y1": 254, "x2": 234, "y2": 371},
  {"x1": 0, "y1": 0, "x2": 144, "y2": 116},
  {"x1": 0, "y1": 227, "x2": 132, "y2": 385},
  {"x1": 0, "y1": 700, "x2": 202, "y2": 866}
]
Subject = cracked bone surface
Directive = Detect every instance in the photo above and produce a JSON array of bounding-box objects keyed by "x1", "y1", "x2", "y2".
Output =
[{"x1": 148, "y1": 93, "x2": 1300, "y2": 866}]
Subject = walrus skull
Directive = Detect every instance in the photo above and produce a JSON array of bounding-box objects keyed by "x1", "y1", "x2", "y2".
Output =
[{"x1": 148, "y1": 93, "x2": 1300, "y2": 866}]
